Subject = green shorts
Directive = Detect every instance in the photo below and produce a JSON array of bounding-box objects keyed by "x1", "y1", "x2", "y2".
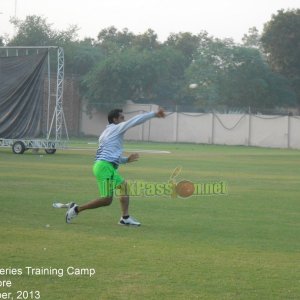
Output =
[{"x1": 93, "y1": 160, "x2": 124, "y2": 198}]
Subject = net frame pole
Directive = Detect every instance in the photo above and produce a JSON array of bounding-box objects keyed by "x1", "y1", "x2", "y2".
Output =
[
  {"x1": 55, "y1": 47, "x2": 64, "y2": 141},
  {"x1": 47, "y1": 50, "x2": 51, "y2": 134}
]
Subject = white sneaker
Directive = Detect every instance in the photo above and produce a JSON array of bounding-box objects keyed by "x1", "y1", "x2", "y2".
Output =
[
  {"x1": 65, "y1": 202, "x2": 78, "y2": 223},
  {"x1": 118, "y1": 216, "x2": 141, "y2": 226}
]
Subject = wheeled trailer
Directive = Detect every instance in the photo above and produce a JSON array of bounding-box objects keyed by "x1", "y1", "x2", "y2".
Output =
[
  {"x1": 0, "y1": 138, "x2": 67, "y2": 154},
  {"x1": 0, "y1": 46, "x2": 68, "y2": 154}
]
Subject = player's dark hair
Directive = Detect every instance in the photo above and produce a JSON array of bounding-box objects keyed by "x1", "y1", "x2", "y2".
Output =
[{"x1": 108, "y1": 109, "x2": 123, "y2": 124}]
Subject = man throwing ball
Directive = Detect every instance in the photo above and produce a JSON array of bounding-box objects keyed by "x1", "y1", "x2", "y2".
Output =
[{"x1": 66, "y1": 107, "x2": 166, "y2": 226}]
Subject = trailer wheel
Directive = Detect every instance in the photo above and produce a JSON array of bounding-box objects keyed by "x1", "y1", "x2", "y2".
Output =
[
  {"x1": 45, "y1": 149, "x2": 56, "y2": 154},
  {"x1": 12, "y1": 141, "x2": 26, "y2": 154}
]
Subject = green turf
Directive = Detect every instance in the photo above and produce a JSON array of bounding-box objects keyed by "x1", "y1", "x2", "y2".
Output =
[{"x1": 0, "y1": 141, "x2": 299, "y2": 299}]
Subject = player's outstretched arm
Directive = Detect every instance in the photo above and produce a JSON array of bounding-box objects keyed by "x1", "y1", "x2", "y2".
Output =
[
  {"x1": 155, "y1": 107, "x2": 166, "y2": 118},
  {"x1": 116, "y1": 107, "x2": 166, "y2": 135}
]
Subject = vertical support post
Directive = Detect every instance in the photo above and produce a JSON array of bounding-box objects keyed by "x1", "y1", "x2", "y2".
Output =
[
  {"x1": 287, "y1": 114, "x2": 291, "y2": 148},
  {"x1": 46, "y1": 50, "x2": 51, "y2": 134},
  {"x1": 248, "y1": 108, "x2": 252, "y2": 146},
  {"x1": 211, "y1": 112, "x2": 215, "y2": 145},
  {"x1": 174, "y1": 111, "x2": 179, "y2": 143},
  {"x1": 55, "y1": 47, "x2": 64, "y2": 141},
  {"x1": 147, "y1": 105, "x2": 152, "y2": 141}
]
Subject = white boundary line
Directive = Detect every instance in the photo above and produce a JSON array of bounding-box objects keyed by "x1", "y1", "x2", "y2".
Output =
[
  {"x1": 126, "y1": 149, "x2": 171, "y2": 154},
  {"x1": 66, "y1": 147, "x2": 170, "y2": 154}
]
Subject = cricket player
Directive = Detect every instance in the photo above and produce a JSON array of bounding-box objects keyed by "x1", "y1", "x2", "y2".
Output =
[{"x1": 66, "y1": 107, "x2": 166, "y2": 226}]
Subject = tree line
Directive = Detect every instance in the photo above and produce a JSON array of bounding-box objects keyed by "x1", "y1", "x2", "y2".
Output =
[{"x1": 1, "y1": 9, "x2": 299, "y2": 113}]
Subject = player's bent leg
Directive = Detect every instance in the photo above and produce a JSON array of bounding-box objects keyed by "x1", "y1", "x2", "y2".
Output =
[
  {"x1": 117, "y1": 181, "x2": 141, "y2": 226},
  {"x1": 78, "y1": 197, "x2": 113, "y2": 212},
  {"x1": 65, "y1": 197, "x2": 113, "y2": 224},
  {"x1": 119, "y1": 195, "x2": 129, "y2": 216},
  {"x1": 117, "y1": 181, "x2": 129, "y2": 215}
]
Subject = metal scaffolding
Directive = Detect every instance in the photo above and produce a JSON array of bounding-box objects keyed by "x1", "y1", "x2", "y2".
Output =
[
  {"x1": 0, "y1": 46, "x2": 68, "y2": 154},
  {"x1": 47, "y1": 47, "x2": 69, "y2": 141}
]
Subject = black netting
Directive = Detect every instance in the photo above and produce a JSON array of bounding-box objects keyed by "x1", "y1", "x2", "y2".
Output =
[{"x1": 0, "y1": 51, "x2": 48, "y2": 138}]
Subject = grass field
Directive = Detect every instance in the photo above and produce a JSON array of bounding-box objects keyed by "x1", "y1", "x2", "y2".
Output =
[{"x1": 0, "y1": 141, "x2": 299, "y2": 300}]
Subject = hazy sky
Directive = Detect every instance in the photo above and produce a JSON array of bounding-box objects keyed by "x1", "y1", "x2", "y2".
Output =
[{"x1": 0, "y1": 0, "x2": 299, "y2": 42}]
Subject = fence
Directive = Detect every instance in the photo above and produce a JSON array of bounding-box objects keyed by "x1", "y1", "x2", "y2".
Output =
[{"x1": 80, "y1": 103, "x2": 300, "y2": 149}]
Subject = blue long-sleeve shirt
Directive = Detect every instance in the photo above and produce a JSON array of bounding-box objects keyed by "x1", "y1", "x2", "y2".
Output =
[{"x1": 95, "y1": 111, "x2": 156, "y2": 164}]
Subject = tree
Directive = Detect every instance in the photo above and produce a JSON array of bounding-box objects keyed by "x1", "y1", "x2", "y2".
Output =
[
  {"x1": 220, "y1": 47, "x2": 296, "y2": 111},
  {"x1": 82, "y1": 48, "x2": 153, "y2": 111},
  {"x1": 7, "y1": 15, "x2": 81, "y2": 74},
  {"x1": 184, "y1": 37, "x2": 236, "y2": 109},
  {"x1": 9, "y1": 15, "x2": 54, "y2": 46},
  {"x1": 96, "y1": 26, "x2": 136, "y2": 55},
  {"x1": 185, "y1": 37, "x2": 296, "y2": 111},
  {"x1": 7, "y1": 14, "x2": 296, "y2": 112},
  {"x1": 261, "y1": 9, "x2": 300, "y2": 104},
  {"x1": 242, "y1": 27, "x2": 261, "y2": 49},
  {"x1": 150, "y1": 46, "x2": 186, "y2": 104},
  {"x1": 166, "y1": 32, "x2": 201, "y2": 65},
  {"x1": 96, "y1": 26, "x2": 161, "y2": 54},
  {"x1": 81, "y1": 45, "x2": 186, "y2": 111},
  {"x1": 82, "y1": 27, "x2": 191, "y2": 111},
  {"x1": 133, "y1": 29, "x2": 160, "y2": 50},
  {"x1": 72, "y1": 39, "x2": 103, "y2": 76},
  {"x1": 8, "y1": 15, "x2": 79, "y2": 47}
]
